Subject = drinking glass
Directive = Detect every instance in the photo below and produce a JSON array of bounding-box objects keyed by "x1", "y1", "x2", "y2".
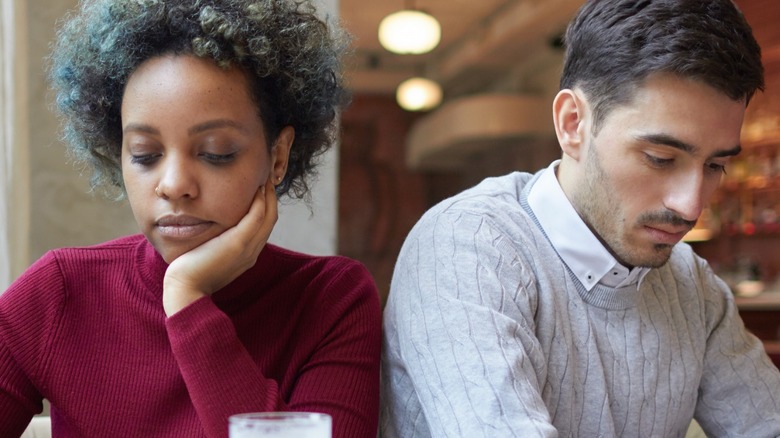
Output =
[{"x1": 229, "y1": 412, "x2": 332, "y2": 438}]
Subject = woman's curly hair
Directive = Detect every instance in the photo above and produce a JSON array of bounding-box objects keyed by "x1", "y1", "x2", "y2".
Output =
[{"x1": 49, "y1": 0, "x2": 350, "y2": 200}]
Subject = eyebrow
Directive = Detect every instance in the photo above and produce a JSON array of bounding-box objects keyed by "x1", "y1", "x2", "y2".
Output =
[
  {"x1": 188, "y1": 119, "x2": 249, "y2": 135},
  {"x1": 123, "y1": 123, "x2": 159, "y2": 135},
  {"x1": 122, "y1": 119, "x2": 249, "y2": 136},
  {"x1": 634, "y1": 133, "x2": 742, "y2": 158}
]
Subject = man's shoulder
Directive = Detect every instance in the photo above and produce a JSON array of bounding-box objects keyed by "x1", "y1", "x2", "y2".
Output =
[
  {"x1": 418, "y1": 171, "x2": 535, "y2": 225},
  {"x1": 397, "y1": 171, "x2": 547, "y2": 272}
]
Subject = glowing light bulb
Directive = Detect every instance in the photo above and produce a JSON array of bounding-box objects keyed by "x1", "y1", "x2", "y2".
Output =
[
  {"x1": 379, "y1": 10, "x2": 441, "y2": 55},
  {"x1": 396, "y1": 77, "x2": 442, "y2": 111}
]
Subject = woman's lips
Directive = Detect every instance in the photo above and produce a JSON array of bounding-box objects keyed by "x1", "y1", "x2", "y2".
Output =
[{"x1": 155, "y1": 215, "x2": 213, "y2": 238}]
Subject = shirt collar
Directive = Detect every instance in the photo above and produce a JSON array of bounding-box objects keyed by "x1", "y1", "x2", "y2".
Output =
[{"x1": 527, "y1": 161, "x2": 649, "y2": 291}]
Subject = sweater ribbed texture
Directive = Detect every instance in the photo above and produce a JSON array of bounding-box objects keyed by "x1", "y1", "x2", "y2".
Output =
[
  {"x1": 381, "y1": 171, "x2": 780, "y2": 437},
  {"x1": 0, "y1": 235, "x2": 381, "y2": 437}
]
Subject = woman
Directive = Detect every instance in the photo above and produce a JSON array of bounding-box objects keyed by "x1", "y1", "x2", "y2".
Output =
[{"x1": 0, "y1": 0, "x2": 381, "y2": 436}]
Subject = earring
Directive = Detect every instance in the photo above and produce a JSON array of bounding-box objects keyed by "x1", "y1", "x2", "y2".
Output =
[{"x1": 155, "y1": 186, "x2": 162, "y2": 197}]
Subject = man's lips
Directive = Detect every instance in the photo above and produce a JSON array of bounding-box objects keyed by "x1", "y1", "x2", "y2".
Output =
[
  {"x1": 155, "y1": 215, "x2": 213, "y2": 238},
  {"x1": 644, "y1": 224, "x2": 692, "y2": 245}
]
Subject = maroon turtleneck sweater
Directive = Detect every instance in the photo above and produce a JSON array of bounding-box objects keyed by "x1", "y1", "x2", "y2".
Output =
[{"x1": 0, "y1": 235, "x2": 381, "y2": 437}]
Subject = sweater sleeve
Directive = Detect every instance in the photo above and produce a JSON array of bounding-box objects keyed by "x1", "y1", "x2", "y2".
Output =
[
  {"x1": 165, "y1": 261, "x2": 381, "y2": 438},
  {"x1": 0, "y1": 338, "x2": 40, "y2": 437},
  {"x1": 693, "y1": 258, "x2": 780, "y2": 437},
  {"x1": 0, "y1": 253, "x2": 62, "y2": 436},
  {"x1": 384, "y1": 210, "x2": 557, "y2": 437}
]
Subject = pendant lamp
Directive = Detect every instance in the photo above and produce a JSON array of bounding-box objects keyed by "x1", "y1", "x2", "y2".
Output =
[
  {"x1": 396, "y1": 77, "x2": 442, "y2": 111},
  {"x1": 378, "y1": 1, "x2": 441, "y2": 55}
]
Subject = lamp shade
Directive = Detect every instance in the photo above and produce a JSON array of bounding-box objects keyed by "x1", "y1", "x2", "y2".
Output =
[
  {"x1": 378, "y1": 10, "x2": 441, "y2": 55},
  {"x1": 396, "y1": 77, "x2": 442, "y2": 111}
]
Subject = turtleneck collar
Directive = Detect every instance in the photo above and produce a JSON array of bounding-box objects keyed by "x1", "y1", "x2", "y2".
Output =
[{"x1": 132, "y1": 235, "x2": 282, "y2": 304}]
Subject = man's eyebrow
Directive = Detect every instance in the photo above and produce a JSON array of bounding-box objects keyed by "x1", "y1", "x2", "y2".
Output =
[
  {"x1": 634, "y1": 133, "x2": 741, "y2": 158},
  {"x1": 712, "y1": 144, "x2": 742, "y2": 158}
]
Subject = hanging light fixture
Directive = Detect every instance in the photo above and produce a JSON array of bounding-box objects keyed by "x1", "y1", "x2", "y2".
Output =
[
  {"x1": 396, "y1": 77, "x2": 442, "y2": 111},
  {"x1": 378, "y1": 0, "x2": 441, "y2": 55}
]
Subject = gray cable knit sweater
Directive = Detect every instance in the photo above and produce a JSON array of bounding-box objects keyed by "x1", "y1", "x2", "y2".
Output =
[{"x1": 381, "y1": 171, "x2": 780, "y2": 437}]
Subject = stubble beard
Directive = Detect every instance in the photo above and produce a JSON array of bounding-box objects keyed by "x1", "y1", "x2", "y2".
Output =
[{"x1": 575, "y1": 142, "x2": 674, "y2": 269}]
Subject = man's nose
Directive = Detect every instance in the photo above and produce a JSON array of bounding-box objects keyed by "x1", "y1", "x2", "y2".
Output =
[{"x1": 663, "y1": 171, "x2": 706, "y2": 222}]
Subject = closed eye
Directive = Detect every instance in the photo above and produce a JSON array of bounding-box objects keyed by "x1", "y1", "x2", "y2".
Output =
[
  {"x1": 644, "y1": 153, "x2": 673, "y2": 168},
  {"x1": 706, "y1": 161, "x2": 727, "y2": 175},
  {"x1": 200, "y1": 152, "x2": 237, "y2": 164},
  {"x1": 130, "y1": 154, "x2": 161, "y2": 166}
]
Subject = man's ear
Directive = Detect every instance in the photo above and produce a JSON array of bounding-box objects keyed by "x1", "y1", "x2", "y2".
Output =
[
  {"x1": 270, "y1": 126, "x2": 294, "y2": 184},
  {"x1": 552, "y1": 89, "x2": 588, "y2": 162}
]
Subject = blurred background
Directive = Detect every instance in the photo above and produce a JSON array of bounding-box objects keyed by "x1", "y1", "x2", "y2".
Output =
[
  {"x1": 1, "y1": 0, "x2": 779, "y2": 362},
  {"x1": 336, "y1": 0, "x2": 780, "y2": 367},
  {"x1": 338, "y1": 0, "x2": 780, "y2": 304}
]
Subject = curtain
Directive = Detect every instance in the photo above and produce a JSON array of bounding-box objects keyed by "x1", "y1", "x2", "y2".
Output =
[{"x1": 0, "y1": 0, "x2": 30, "y2": 291}]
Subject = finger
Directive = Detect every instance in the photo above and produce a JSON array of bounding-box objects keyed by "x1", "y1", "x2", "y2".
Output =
[
  {"x1": 262, "y1": 177, "x2": 279, "y2": 233},
  {"x1": 239, "y1": 178, "x2": 277, "y2": 252}
]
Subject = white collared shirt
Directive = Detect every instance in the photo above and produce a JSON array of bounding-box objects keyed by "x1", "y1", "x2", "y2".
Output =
[{"x1": 527, "y1": 161, "x2": 649, "y2": 291}]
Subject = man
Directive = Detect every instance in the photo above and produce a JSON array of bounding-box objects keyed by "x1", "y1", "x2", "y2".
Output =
[{"x1": 381, "y1": 0, "x2": 780, "y2": 436}]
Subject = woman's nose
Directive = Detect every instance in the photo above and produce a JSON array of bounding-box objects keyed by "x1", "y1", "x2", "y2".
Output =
[{"x1": 154, "y1": 155, "x2": 199, "y2": 200}]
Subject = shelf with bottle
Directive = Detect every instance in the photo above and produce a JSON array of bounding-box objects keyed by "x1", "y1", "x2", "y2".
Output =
[
  {"x1": 687, "y1": 140, "x2": 780, "y2": 239},
  {"x1": 722, "y1": 140, "x2": 780, "y2": 190}
]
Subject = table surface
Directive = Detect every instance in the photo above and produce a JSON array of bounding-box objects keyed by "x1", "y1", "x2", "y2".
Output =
[{"x1": 735, "y1": 290, "x2": 780, "y2": 311}]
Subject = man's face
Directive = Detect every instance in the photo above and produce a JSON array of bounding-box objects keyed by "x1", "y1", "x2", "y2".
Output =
[{"x1": 566, "y1": 74, "x2": 746, "y2": 268}]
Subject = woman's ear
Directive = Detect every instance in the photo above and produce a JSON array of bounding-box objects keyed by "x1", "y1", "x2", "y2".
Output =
[
  {"x1": 552, "y1": 88, "x2": 588, "y2": 162},
  {"x1": 270, "y1": 126, "x2": 294, "y2": 184}
]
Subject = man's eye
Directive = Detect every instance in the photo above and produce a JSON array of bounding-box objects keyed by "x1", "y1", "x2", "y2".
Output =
[
  {"x1": 644, "y1": 153, "x2": 673, "y2": 167},
  {"x1": 707, "y1": 162, "x2": 727, "y2": 175}
]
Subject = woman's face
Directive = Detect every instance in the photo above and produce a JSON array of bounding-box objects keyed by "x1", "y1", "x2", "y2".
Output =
[{"x1": 121, "y1": 54, "x2": 292, "y2": 264}]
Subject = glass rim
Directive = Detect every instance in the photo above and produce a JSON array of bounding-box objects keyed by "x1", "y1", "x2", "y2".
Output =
[{"x1": 229, "y1": 412, "x2": 331, "y2": 423}]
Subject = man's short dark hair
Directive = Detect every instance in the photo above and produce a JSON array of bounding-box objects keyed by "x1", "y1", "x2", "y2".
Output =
[{"x1": 560, "y1": 0, "x2": 764, "y2": 132}]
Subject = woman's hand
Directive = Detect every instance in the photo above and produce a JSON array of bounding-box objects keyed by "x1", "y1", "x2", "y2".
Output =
[{"x1": 162, "y1": 178, "x2": 278, "y2": 316}]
